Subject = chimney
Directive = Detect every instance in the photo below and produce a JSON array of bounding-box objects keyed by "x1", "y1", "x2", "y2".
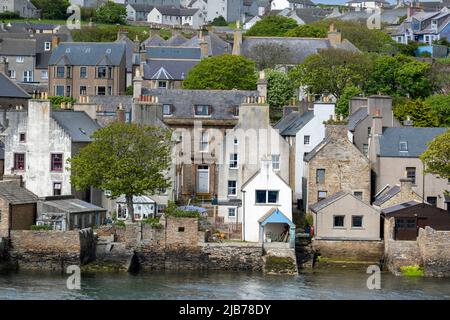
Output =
[
  {"x1": 403, "y1": 116, "x2": 413, "y2": 127},
  {"x1": 117, "y1": 103, "x2": 126, "y2": 123},
  {"x1": 257, "y1": 70, "x2": 267, "y2": 100},
  {"x1": 133, "y1": 68, "x2": 143, "y2": 100},
  {"x1": 51, "y1": 35, "x2": 60, "y2": 50},
  {"x1": 73, "y1": 97, "x2": 97, "y2": 121},
  {"x1": 133, "y1": 35, "x2": 140, "y2": 53},
  {"x1": 327, "y1": 23, "x2": 342, "y2": 46},
  {"x1": 325, "y1": 123, "x2": 348, "y2": 141},
  {"x1": 371, "y1": 109, "x2": 383, "y2": 136},
  {"x1": 349, "y1": 97, "x2": 367, "y2": 116},
  {"x1": 117, "y1": 28, "x2": 129, "y2": 41},
  {"x1": 132, "y1": 95, "x2": 164, "y2": 126},
  {"x1": 400, "y1": 178, "x2": 414, "y2": 193},
  {"x1": 239, "y1": 95, "x2": 270, "y2": 129},
  {"x1": 149, "y1": 24, "x2": 160, "y2": 38},
  {"x1": 232, "y1": 21, "x2": 242, "y2": 55},
  {"x1": 199, "y1": 27, "x2": 209, "y2": 58},
  {"x1": 368, "y1": 95, "x2": 394, "y2": 127},
  {"x1": 0, "y1": 57, "x2": 9, "y2": 75},
  {"x1": 1, "y1": 175, "x2": 23, "y2": 187}
]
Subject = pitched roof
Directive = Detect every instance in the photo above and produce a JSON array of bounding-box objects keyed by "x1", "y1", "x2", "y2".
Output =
[
  {"x1": 241, "y1": 37, "x2": 359, "y2": 65},
  {"x1": 304, "y1": 137, "x2": 330, "y2": 162},
  {"x1": 51, "y1": 111, "x2": 101, "y2": 142},
  {"x1": 153, "y1": 6, "x2": 199, "y2": 16},
  {"x1": 348, "y1": 107, "x2": 368, "y2": 131},
  {"x1": 381, "y1": 200, "x2": 422, "y2": 215},
  {"x1": 147, "y1": 46, "x2": 201, "y2": 60},
  {"x1": 373, "y1": 185, "x2": 401, "y2": 206},
  {"x1": 144, "y1": 60, "x2": 199, "y2": 80},
  {"x1": 128, "y1": 3, "x2": 154, "y2": 13},
  {"x1": 258, "y1": 208, "x2": 295, "y2": 227},
  {"x1": 166, "y1": 34, "x2": 189, "y2": 46},
  {"x1": 116, "y1": 35, "x2": 135, "y2": 72},
  {"x1": 41, "y1": 198, "x2": 106, "y2": 214},
  {"x1": 182, "y1": 33, "x2": 232, "y2": 56},
  {"x1": 48, "y1": 42, "x2": 126, "y2": 66},
  {"x1": 0, "y1": 181, "x2": 38, "y2": 204},
  {"x1": 0, "y1": 38, "x2": 36, "y2": 56},
  {"x1": 0, "y1": 72, "x2": 31, "y2": 99},
  {"x1": 379, "y1": 127, "x2": 448, "y2": 158},
  {"x1": 274, "y1": 110, "x2": 314, "y2": 136},
  {"x1": 309, "y1": 191, "x2": 347, "y2": 213},
  {"x1": 293, "y1": 8, "x2": 330, "y2": 24},
  {"x1": 142, "y1": 34, "x2": 167, "y2": 47}
]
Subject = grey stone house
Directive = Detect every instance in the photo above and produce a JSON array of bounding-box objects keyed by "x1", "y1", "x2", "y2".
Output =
[
  {"x1": 126, "y1": 3, "x2": 155, "y2": 21},
  {"x1": 368, "y1": 117, "x2": 448, "y2": 209},
  {"x1": 304, "y1": 124, "x2": 371, "y2": 213},
  {"x1": 0, "y1": 0, "x2": 39, "y2": 18}
]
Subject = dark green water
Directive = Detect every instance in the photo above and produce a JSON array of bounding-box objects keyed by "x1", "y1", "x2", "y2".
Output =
[{"x1": 0, "y1": 269, "x2": 449, "y2": 300}]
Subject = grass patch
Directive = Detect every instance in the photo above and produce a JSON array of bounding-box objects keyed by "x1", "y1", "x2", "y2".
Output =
[{"x1": 400, "y1": 265, "x2": 424, "y2": 277}]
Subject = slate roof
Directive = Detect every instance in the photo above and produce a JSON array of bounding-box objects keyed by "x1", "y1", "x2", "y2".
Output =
[
  {"x1": 182, "y1": 33, "x2": 232, "y2": 56},
  {"x1": 48, "y1": 42, "x2": 126, "y2": 66},
  {"x1": 379, "y1": 127, "x2": 448, "y2": 158},
  {"x1": 293, "y1": 8, "x2": 331, "y2": 24},
  {"x1": 51, "y1": 111, "x2": 101, "y2": 142},
  {"x1": 166, "y1": 34, "x2": 188, "y2": 46},
  {"x1": 373, "y1": 185, "x2": 401, "y2": 206},
  {"x1": 381, "y1": 200, "x2": 422, "y2": 215},
  {"x1": 42, "y1": 198, "x2": 106, "y2": 213},
  {"x1": 147, "y1": 46, "x2": 201, "y2": 60},
  {"x1": 128, "y1": 3, "x2": 154, "y2": 13},
  {"x1": 116, "y1": 35, "x2": 135, "y2": 72},
  {"x1": 337, "y1": 8, "x2": 407, "y2": 24},
  {"x1": 144, "y1": 60, "x2": 199, "y2": 80},
  {"x1": 0, "y1": 181, "x2": 38, "y2": 205},
  {"x1": 309, "y1": 191, "x2": 347, "y2": 213},
  {"x1": 274, "y1": 110, "x2": 314, "y2": 136},
  {"x1": 304, "y1": 137, "x2": 330, "y2": 162},
  {"x1": 241, "y1": 37, "x2": 359, "y2": 65},
  {"x1": 0, "y1": 38, "x2": 36, "y2": 56},
  {"x1": 154, "y1": 7, "x2": 199, "y2": 16},
  {"x1": 142, "y1": 34, "x2": 167, "y2": 47},
  {"x1": 17, "y1": 82, "x2": 48, "y2": 95},
  {"x1": 348, "y1": 107, "x2": 368, "y2": 131},
  {"x1": 0, "y1": 72, "x2": 31, "y2": 99}
]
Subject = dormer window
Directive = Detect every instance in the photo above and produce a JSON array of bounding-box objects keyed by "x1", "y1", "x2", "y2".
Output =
[
  {"x1": 163, "y1": 104, "x2": 173, "y2": 116},
  {"x1": 195, "y1": 105, "x2": 212, "y2": 116},
  {"x1": 399, "y1": 141, "x2": 408, "y2": 152},
  {"x1": 45, "y1": 42, "x2": 51, "y2": 51}
]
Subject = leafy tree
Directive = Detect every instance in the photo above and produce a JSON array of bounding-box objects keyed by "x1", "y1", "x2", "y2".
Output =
[
  {"x1": 266, "y1": 69, "x2": 295, "y2": 122},
  {"x1": 393, "y1": 99, "x2": 439, "y2": 127},
  {"x1": 247, "y1": 43, "x2": 290, "y2": 70},
  {"x1": 246, "y1": 16, "x2": 297, "y2": 37},
  {"x1": 420, "y1": 130, "x2": 450, "y2": 179},
  {"x1": 94, "y1": 1, "x2": 127, "y2": 25},
  {"x1": 126, "y1": 85, "x2": 133, "y2": 96},
  {"x1": 395, "y1": 41, "x2": 420, "y2": 56},
  {"x1": 285, "y1": 25, "x2": 327, "y2": 38},
  {"x1": 211, "y1": 16, "x2": 228, "y2": 26},
  {"x1": 288, "y1": 48, "x2": 371, "y2": 99},
  {"x1": 49, "y1": 96, "x2": 76, "y2": 109},
  {"x1": 429, "y1": 58, "x2": 450, "y2": 94},
  {"x1": 32, "y1": 0, "x2": 70, "y2": 20},
  {"x1": 336, "y1": 85, "x2": 362, "y2": 117},
  {"x1": 424, "y1": 94, "x2": 450, "y2": 127},
  {"x1": 395, "y1": 59, "x2": 433, "y2": 98},
  {"x1": 69, "y1": 123, "x2": 173, "y2": 222},
  {"x1": 183, "y1": 54, "x2": 257, "y2": 90}
]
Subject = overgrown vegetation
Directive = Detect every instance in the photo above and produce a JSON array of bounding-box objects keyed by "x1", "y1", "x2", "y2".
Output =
[
  {"x1": 164, "y1": 201, "x2": 201, "y2": 218},
  {"x1": 211, "y1": 16, "x2": 228, "y2": 26},
  {"x1": 49, "y1": 96, "x2": 76, "y2": 109},
  {"x1": 114, "y1": 220, "x2": 126, "y2": 228},
  {"x1": 400, "y1": 265, "x2": 424, "y2": 277},
  {"x1": 143, "y1": 217, "x2": 163, "y2": 229},
  {"x1": 30, "y1": 225, "x2": 52, "y2": 231}
]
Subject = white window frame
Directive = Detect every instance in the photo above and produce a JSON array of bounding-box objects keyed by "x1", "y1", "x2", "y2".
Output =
[
  {"x1": 23, "y1": 70, "x2": 33, "y2": 82},
  {"x1": 41, "y1": 70, "x2": 48, "y2": 80},
  {"x1": 200, "y1": 131, "x2": 209, "y2": 152},
  {"x1": 304, "y1": 135, "x2": 311, "y2": 145},
  {"x1": 16, "y1": 56, "x2": 25, "y2": 63},
  {"x1": 228, "y1": 207, "x2": 236, "y2": 217},
  {"x1": 9, "y1": 70, "x2": 16, "y2": 79},
  {"x1": 227, "y1": 180, "x2": 237, "y2": 196},
  {"x1": 272, "y1": 154, "x2": 280, "y2": 171},
  {"x1": 229, "y1": 153, "x2": 238, "y2": 169},
  {"x1": 44, "y1": 42, "x2": 51, "y2": 51}
]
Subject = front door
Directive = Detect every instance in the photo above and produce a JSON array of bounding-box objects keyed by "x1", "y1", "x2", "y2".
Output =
[{"x1": 197, "y1": 165, "x2": 209, "y2": 193}]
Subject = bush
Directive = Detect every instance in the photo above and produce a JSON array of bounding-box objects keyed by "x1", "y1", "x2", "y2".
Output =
[
  {"x1": 0, "y1": 11, "x2": 21, "y2": 19},
  {"x1": 164, "y1": 201, "x2": 201, "y2": 218},
  {"x1": 30, "y1": 225, "x2": 52, "y2": 231},
  {"x1": 400, "y1": 265, "x2": 424, "y2": 277},
  {"x1": 49, "y1": 96, "x2": 76, "y2": 109},
  {"x1": 305, "y1": 213, "x2": 314, "y2": 227},
  {"x1": 143, "y1": 217, "x2": 162, "y2": 229},
  {"x1": 246, "y1": 16, "x2": 297, "y2": 37},
  {"x1": 114, "y1": 220, "x2": 126, "y2": 228},
  {"x1": 94, "y1": 1, "x2": 127, "y2": 25},
  {"x1": 211, "y1": 16, "x2": 228, "y2": 26}
]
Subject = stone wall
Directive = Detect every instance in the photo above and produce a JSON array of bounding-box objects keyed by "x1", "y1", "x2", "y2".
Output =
[
  {"x1": 9, "y1": 228, "x2": 95, "y2": 271},
  {"x1": 385, "y1": 240, "x2": 422, "y2": 276},
  {"x1": 313, "y1": 239, "x2": 384, "y2": 262},
  {"x1": 417, "y1": 227, "x2": 450, "y2": 277}
]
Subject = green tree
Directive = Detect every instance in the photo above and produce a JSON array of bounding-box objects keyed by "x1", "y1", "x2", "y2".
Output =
[
  {"x1": 183, "y1": 54, "x2": 257, "y2": 90},
  {"x1": 289, "y1": 48, "x2": 371, "y2": 99},
  {"x1": 429, "y1": 58, "x2": 450, "y2": 94},
  {"x1": 246, "y1": 16, "x2": 297, "y2": 37},
  {"x1": 69, "y1": 122, "x2": 173, "y2": 222},
  {"x1": 266, "y1": 69, "x2": 295, "y2": 122},
  {"x1": 32, "y1": 0, "x2": 70, "y2": 20},
  {"x1": 393, "y1": 99, "x2": 439, "y2": 127},
  {"x1": 424, "y1": 94, "x2": 450, "y2": 127},
  {"x1": 285, "y1": 24, "x2": 327, "y2": 38},
  {"x1": 211, "y1": 16, "x2": 228, "y2": 26},
  {"x1": 420, "y1": 130, "x2": 450, "y2": 179},
  {"x1": 395, "y1": 59, "x2": 433, "y2": 98},
  {"x1": 336, "y1": 85, "x2": 362, "y2": 117},
  {"x1": 94, "y1": 1, "x2": 127, "y2": 24}
]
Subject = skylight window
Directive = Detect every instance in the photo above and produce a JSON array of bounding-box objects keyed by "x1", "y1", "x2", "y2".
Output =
[{"x1": 399, "y1": 141, "x2": 408, "y2": 152}]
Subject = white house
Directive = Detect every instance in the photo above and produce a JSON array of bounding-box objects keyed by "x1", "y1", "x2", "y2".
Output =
[
  {"x1": 271, "y1": 0, "x2": 316, "y2": 10},
  {"x1": 345, "y1": 0, "x2": 391, "y2": 9},
  {"x1": 126, "y1": 3, "x2": 154, "y2": 21},
  {"x1": 147, "y1": 7, "x2": 204, "y2": 28},
  {"x1": 243, "y1": 15, "x2": 261, "y2": 30},
  {"x1": 241, "y1": 158, "x2": 294, "y2": 245},
  {"x1": 275, "y1": 101, "x2": 335, "y2": 203},
  {"x1": 116, "y1": 195, "x2": 157, "y2": 221}
]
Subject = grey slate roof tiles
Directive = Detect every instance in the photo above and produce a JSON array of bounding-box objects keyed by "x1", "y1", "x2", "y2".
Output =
[
  {"x1": 274, "y1": 110, "x2": 314, "y2": 136},
  {"x1": 310, "y1": 191, "x2": 348, "y2": 213},
  {"x1": 348, "y1": 107, "x2": 368, "y2": 132},
  {"x1": 0, "y1": 72, "x2": 31, "y2": 99},
  {"x1": 0, "y1": 181, "x2": 38, "y2": 205},
  {"x1": 373, "y1": 185, "x2": 401, "y2": 206},
  {"x1": 49, "y1": 42, "x2": 126, "y2": 66},
  {"x1": 379, "y1": 127, "x2": 448, "y2": 158},
  {"x1": 51, "y1": 110, "x2": 101, "y2": 142}
]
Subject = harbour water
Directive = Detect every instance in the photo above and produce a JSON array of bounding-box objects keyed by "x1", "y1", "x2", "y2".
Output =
[{"x1": 1, "y1": 269, "x2": 450, "y2": 300}]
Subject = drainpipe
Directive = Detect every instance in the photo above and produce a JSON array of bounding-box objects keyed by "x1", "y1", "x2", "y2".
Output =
[{"x1": 242, "y1": 190, "x2": 246, "y2": 241}]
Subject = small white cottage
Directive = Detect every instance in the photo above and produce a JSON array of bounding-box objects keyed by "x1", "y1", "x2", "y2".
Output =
[
  {"x1": 241, "y1": 158, "x2": 295, "y2": 246},
  {"x1": 116, "y1": 195, "x2": 157, "y2": 221}
]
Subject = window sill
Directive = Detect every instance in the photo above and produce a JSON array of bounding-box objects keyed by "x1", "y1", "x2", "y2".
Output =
[
  {"x1": 332, "y1": 227, "x2": 346, "y2": 230},
  {"x1": 254, "y1": 203, "x2": 280, "y2": 206}
]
